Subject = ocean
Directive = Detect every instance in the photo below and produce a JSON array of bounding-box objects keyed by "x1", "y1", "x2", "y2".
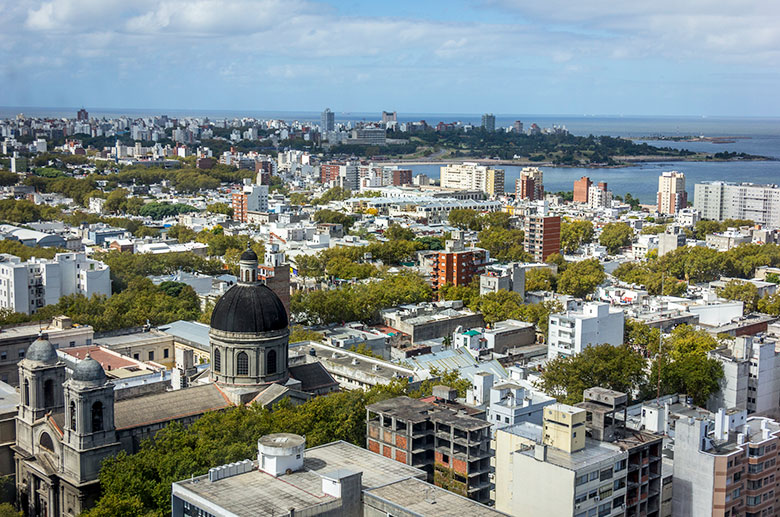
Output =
[{"x1": 1, "y1": 107, "x2": 778, "y2": 203}]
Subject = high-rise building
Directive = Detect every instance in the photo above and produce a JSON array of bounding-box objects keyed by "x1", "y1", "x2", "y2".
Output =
[
  {"x1": 513, "y1": 120, "x2": 524, "y2": 133},
  {"x1": 431, "y1": 232, "x2": 488, "y2": 289},
  {"x1": 673, "y1": 409, "x2": 780, "y2": 517},
  {"x1": 77, "y1": 108, "x2": 88, "y2": 121},
  {"x1": 495, "y1": 388, "x2": 664, "y2": 517},
  {"x1": 0, "y1": 252, "x2": 111, "y2": 315},
  {"x1": 588, "y1": 182, "x2": 612, "y2": 209},
  {"x1": 694, "y1": 181, "x2": 780, "y2": 228},
  {"x1": 381, "y1": 110, "x2": 397, "y2": 123},
  {"x1": 366, "y1": 395, "x2": 493, "y2": 503},
  {"x1": 657, "y1": 171, "x2": 687, "y2": 214},
  {"x1": 523, "y1": 210, "x2": 560, "y2": 262},
  {"x1": 440, "y1": 162, "x2": 504, "y2": 195},
  {"x1": 231, "y1": 180, "x2": 269, "y2": 222},
  {"x1": 516, "y1": 167, "x2": 544, "y2": 201},
  {"x1": 481, "y1": 113, "x2": 496, "y2": 131},
  {"x1": 320, "y1": 108, "x2": 335, "y2": 132},
  {"x1": 573, "y1": 176, "x2": 592, "y2": 203}
]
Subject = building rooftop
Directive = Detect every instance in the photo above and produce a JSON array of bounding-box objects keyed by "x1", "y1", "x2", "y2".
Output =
[
  {"x1": 158, "y1": 320, "x2": 211, "y2": 352},
  {"x1": 173, "y1": 441, "x2": 425, "y2": 516},
  {"x1": 364, "y1": 476, "x2": 506, "y2": 516},
  {"x1": 367, "y1": 396, "x2": 490, "y2": 431}
]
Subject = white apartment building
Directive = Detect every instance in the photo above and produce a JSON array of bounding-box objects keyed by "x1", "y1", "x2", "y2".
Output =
[
  {"x1": 468, "y1": 372, "x2": 556, "y2": 435},
  {"x1": 588, "y1": 183, "x2": 612, "y2": 209},
  {"x1": 657, "y1": 171, "x2": 687, "y2": 215},
  {"x1": 0, "y1": 252, "x2": 111, "y2": 315},
  {"x1": 694, "y1": 181, "x2": 780, "y2": 228},
  {"x1": 495, "y1": 404, "x2": 629, "y2": 517},
  {"x1": 440, "y1": 162, "x2": 505, "y2": 195},
  {"x1": 710, "y1": 335, "x2": 780, "y2": 415},
  {"x1": 548, "y1": 302, "x2": 625, "y2": 360}
]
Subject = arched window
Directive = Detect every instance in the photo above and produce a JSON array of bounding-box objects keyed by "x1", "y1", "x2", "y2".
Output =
[
  {"x1": 23, "y1": 379, "x2": 29, "y2": 406},
  {"x1": 43, "y1": 379, "x2": 54, "y2": 408},
  {"x1": 213, "y1": 348, "x2": 221, "y2": 373},
  {"x1": 236, "y1": 352, "x2": 249, "y2": 376},
  {"x1": 267, "y1": 349, "x2": 277, "y2": 375},
  {"x1": 39, "y1": 432, "x2": 54, "y2": 452},
  {"x1": 91, "y1": 401, "x2": 103, "y2": 433},
  {"x1": 70, "y1": 401, "x2": 76, "y2": 432}
]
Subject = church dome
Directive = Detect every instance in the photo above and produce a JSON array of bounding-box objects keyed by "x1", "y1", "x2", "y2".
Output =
[
  {"x1": 240, "y1": 248, "x2": 258, "y2": 262},
  {"x1": 26, "y1": 336, "x2": 58, "y2": 364},
  {"x1": 72, "y1": 355, "x2": 107, "y2": 384},
  {"x1": 210, "y1": 283, "x2": 288, "y2": 334}
]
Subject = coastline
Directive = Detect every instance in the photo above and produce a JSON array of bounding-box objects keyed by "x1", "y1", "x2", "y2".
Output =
[{"x1": 378, "y1": 155, "x2": 774, "y2": 168}]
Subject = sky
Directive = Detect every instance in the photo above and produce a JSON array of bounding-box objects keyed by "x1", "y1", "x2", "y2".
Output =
[{"x1": 1, "y1": 0, "x2": 779, "y2": 116}]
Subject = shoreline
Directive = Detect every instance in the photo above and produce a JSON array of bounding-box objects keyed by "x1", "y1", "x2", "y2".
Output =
[{"x1": 379, "y1": 155, "x2": 774, "y2": 168}]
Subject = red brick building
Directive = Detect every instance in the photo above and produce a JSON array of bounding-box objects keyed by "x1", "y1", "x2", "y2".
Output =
[
  {"x1": 320, "y1": 163, "x2": 342, "y2": 184},
  {"x1": 573, "y1": 176, "x2": 592, "y2": 203},
  {"x1": 366, "y1": 395, "x2": 492, "y2": 503},
  {"x1": 523, "y1": 214, "x2": 561, "y2": 262},
  {"x1": 432, "y1": 248, "x2": 488, "y2": 289}
]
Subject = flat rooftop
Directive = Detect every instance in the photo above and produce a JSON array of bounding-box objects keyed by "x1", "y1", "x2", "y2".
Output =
[
  {"x1": 364, "y1": 476, "x2": 506, "y2": 516},
  {"x1": 174, "y1": 441, "x2": 425, "y2": 516},
  {"x1": 367, "y1": 396, "x2": 490, "y2": 431}
]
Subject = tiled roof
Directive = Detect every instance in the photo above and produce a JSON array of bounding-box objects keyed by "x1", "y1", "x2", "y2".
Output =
[{"x1": 114, "y1": 384, "x2": 232, "y2": 430}]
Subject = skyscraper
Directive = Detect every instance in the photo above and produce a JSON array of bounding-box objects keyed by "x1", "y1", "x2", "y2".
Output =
[
  {"x1": 481, "y1": 113, "x2": 496, "y2": 132},
  {"x1": 516, "y1": 167, "x2": 544, "y2": 201},
  {"x1": 573, "y1": 176, "x2": 592, "y2": 203},
  {"x1": 77, "y1": 108, "x2": 88, "y2": 121},
  {"x1": 321, "y1": 108, "x2": 335, "y2": 132},
  {"x1": 381, "y1": 111, "x2": 397, "y2": 123},
  {"x1": 657, "y1": 171, "x2": 687, "y2": 214}
]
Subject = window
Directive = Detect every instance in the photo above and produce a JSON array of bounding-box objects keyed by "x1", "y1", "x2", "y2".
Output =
[
  {"x1": 588, "y1": 490, "x2": 598, "y2": 499},
  {"x1": 148, "y1": 351, "x2": 154, "y2": 361},
  {"x1": 133, "y1": 353, "x2": 140, "y2": 360},
  {"x1": 213, "y1": 349, "x2": 221, "y2": 373},
  {"x1": 575, "y1": 494, "x2": 587, "y2": 504},
  {"x1": 600, "y1": 468, "x2": 613, "y2": 481},
  {"x1": 576, "y1": 474, "x2": 589, "y2": 486},
  {"x1": 0, "y1": 352, "x2": 6, "y2": 361},
  {"x1": 749, "y1": 463, "x2": 764, "y2": 474},
  {"x1": 163, "y1": 348, "x2": 169, "y2": 359},
  {"x1": 589, "y1": 471, "x2": 599, "y2": 481},
  {"x1": 69, "y1": 341, "x2": 75, "y2": 347},
  {"x1": 91, "y1": 401, "x2": 103, "y2": 432},
  {"x1": 43, "y1": 379, "x2": 54, "y2": 408},
  {"x1": 18, "y1": 349, "x2": 24, "y2": 358},
  {"x1": 23, "y1": 379, "x2": 29, "y2": 406},
  {"x1": 747, "y1": 495, "x2": 761, "y2": 506},
  {"x1": 750, "y1": 446, "x2": 766, "y2": 457},
  {"x1": 237, "y1": 352, "x2": 249, "y2": 376},
  {"x1": 267, "y1": 349, "x2": 277, "y2": 375},
  {"x1": 70, "y1": 401, "x2": 76, "y2": 431},
  {"x1": 615, "y1": 459, "x2": 627, "y2": 472}
]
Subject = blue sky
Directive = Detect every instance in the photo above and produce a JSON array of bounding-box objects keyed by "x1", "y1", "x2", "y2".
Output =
[{"x1": 1, "y1": 0, "x2": 778, "y2": 116}]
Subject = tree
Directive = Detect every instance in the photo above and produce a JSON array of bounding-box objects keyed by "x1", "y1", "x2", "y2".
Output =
[
  {"x1": 557, "y1": 259, "x2": 605, "y2": 298},
  {"x1": 758, "y1": 294, "x2": 780, "y2": 316},
  {"x1": 599, "y1": 222, "x2": 633, "y2": 253},
  {"x1": 718, "y1": 280, "x2": 759, "y2": 314},
  {"x1": 448, "y1": 209, "x2": 483, "y2": 231},
  {"x1": 560, "y1": 220, "x2": 594, "y2": 253},
  {"x1": 207, "y1": 202, "x2": 233, "y2": 217},
  {"x1": 313, "y1": 209, "x2": 355, "y2": 229},
  {"x1": 646, "y1": 325, "x2": 724, "y2": 406},
  {"x1": 477, "y1": 227, "x2": 528, "y2": 262},
  {"x1": 384, "y1": 224, "x2": 415, "y2": 241},
  {"x1": 537, "y1": 344, "x2": 647, "y2": 404},
  {"x1": 438, "y1": 282, "x2": 480, "y2": 307},
  {"x1": 525, "y1": 268, "x2": 555, "y2": 292},
  {"x1": 289, "y1": 325, "x2": 324, "y2": 343}
]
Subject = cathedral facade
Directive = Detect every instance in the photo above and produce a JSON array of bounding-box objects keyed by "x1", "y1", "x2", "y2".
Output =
[{"x1": 13, "y1": 249, "x2": 336, "y2": 516}]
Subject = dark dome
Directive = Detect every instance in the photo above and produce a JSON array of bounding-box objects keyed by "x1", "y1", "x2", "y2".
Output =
[
  {"x1": 27, "y1": 337, "x2": 58, "y2": 364},
  {"x1": 72, "y1": 355, "x2": 107, "y2": 383},
  {"x1": 240, "y1": 248, "x2": 258, "y2": 262},
  {"x1": 210, "y1": 283, "x2": 288, "y2": 333}
]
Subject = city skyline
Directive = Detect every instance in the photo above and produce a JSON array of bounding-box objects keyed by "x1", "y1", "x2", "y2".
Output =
[{"x1": 1, "y1": 0, "x2": 778, "y2": 117}]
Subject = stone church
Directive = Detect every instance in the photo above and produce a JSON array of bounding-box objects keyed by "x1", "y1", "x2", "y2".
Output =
[{"x1": 13, "y1": 249, "x2": 337, "y2": 516}]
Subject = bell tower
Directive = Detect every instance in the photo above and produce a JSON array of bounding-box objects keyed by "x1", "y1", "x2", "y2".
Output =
[{"x1": 61, "y1": 355, "x2": 120, "y2": 484}]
